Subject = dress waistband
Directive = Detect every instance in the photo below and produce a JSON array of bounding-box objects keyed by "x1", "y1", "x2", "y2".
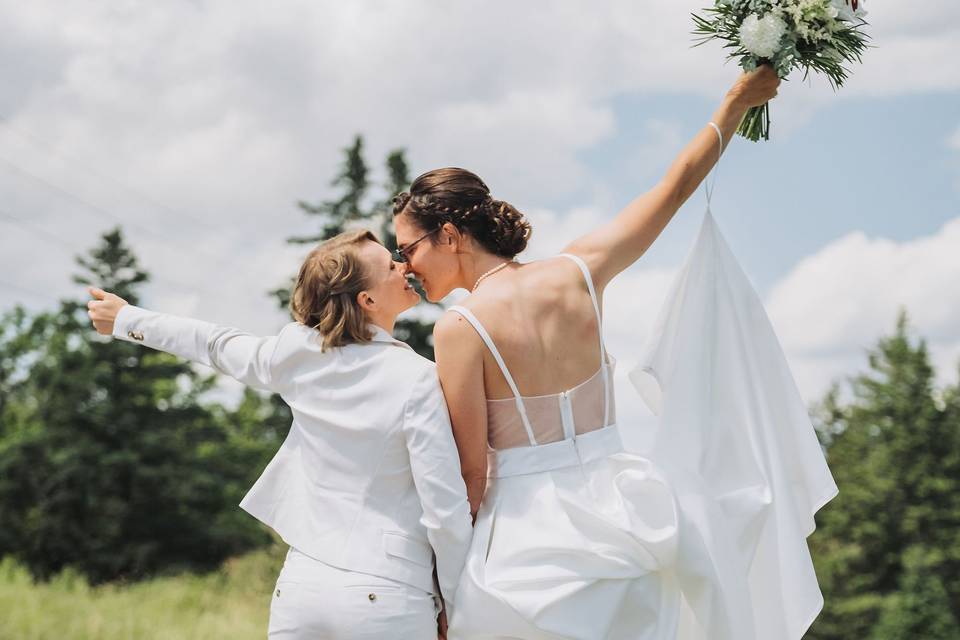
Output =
[{"x1": 487, "y1": 424, "x2": 625, "y2": 478}]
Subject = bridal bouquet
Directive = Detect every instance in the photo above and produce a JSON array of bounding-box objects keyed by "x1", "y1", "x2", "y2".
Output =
[{"x1": 692, "y1": 0, "x2": 870, "y2": 141}]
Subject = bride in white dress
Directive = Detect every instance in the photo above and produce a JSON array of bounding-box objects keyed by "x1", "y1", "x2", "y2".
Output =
[{"x1": 393, "y1": 65, "x2": 836, "y2": 639}]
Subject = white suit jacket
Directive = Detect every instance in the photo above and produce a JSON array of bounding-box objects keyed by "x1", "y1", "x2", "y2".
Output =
[{"x1": 113, "y1": 306, "x2": 473, "y2": 601}]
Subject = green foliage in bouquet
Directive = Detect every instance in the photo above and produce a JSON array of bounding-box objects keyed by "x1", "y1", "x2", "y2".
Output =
[{"x1": 692, "y1": 0, "x2": 870, "y2": 141}]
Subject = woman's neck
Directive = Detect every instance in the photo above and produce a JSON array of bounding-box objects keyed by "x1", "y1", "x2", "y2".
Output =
[
  {"x1": 460, "y1": 252, "x2": 513, "y2": 292},
  {"x1": 368, "y1": 313, "x2": 396, "y2": 336}
]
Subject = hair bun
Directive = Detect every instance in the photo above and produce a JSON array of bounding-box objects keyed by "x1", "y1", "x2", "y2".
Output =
[
  {"x1": 391, "y1": 192, "x2": 412, "y2": 216},
  {"x1": 487, "y1": 199, "x2": 532, "y2": 256},
  {"x1": 392, "y1": 167, "x2": 533, "y2": 258}
]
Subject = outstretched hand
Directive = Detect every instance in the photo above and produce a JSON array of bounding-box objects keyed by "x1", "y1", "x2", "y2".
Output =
[{"x1": 87, "y1": 287, "x2": 128, "y2": 335}]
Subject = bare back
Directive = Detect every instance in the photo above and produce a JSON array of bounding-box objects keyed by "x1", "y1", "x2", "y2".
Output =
[
  {"x1": 443, "y1": 254, "x2": 617, "y2": 453},
  {"x1": 459, "y1": 256, "x2": 605, "y2": 401}
]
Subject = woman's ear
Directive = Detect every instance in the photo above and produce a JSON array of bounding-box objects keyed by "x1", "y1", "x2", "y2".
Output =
[
  {"x1": 357, "y1": 291, "x2": 375, "y2": 312},
  {"x1": 439, "y1": 222, "x2": 462, "y2": 251}
]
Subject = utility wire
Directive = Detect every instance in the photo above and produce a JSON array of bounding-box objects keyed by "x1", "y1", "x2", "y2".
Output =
[
  {"x1": 0, "y1": 207, "x2": 244, "y2": 301},
  {"x1": 0, "y1": 208, "x2": 75, "y2": 250},
  {"x1": 0, "y1": 118, "x2": 223, "y2": 234},
  {"x1": 0, "y1": 277, "x2": 60, "y2": 305},
  {"x1": 0, "y1": 153, "x2": 263, "y2": 277}
]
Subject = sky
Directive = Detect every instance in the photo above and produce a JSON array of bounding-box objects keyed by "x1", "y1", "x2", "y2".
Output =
[{"x1": 1, "y1": 1, "x2": 958, "y2": 429}]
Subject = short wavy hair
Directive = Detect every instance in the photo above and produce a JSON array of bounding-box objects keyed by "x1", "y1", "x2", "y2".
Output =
[{"x1": 290, "y1": 229, "x2": 379, "y2": 351}]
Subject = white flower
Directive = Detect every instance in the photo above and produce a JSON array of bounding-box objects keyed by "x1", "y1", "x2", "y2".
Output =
[
  {"x1": 830, "y1": 0, "x2": 868, "y2": 22},
  {"x1": 739, "y1": 13, "x2": 788, "y2": 59}
]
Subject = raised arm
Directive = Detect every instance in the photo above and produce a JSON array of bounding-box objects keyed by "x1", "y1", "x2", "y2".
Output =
[
  {"x1": 563, "y1": 66, "x2": 781, "y2": 291},
  {"x1": 433, "y1": 312, "x2": 490, "y2": 521},
  {"x1": 87, "y1": 287, "x2": 290, "y2": 394}
]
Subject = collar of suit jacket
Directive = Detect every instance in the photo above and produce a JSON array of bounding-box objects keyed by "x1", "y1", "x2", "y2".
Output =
[{"x1": 368, "y1": 325, "x2": 414, "y2": 351}]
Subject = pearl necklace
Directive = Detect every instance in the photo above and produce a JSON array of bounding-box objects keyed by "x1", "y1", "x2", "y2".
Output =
[{"x1": 472, "y1": 261, "x2": 512, "y2": 292}]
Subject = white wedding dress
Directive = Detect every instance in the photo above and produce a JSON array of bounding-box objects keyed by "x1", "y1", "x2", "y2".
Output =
[{"x1": 445, "y1": 211, "x2": 837, "y2": 639}]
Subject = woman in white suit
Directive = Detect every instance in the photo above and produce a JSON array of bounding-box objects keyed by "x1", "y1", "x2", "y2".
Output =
[{"x1": 87, "y1": 229, "x2": 473, "y2": 639}]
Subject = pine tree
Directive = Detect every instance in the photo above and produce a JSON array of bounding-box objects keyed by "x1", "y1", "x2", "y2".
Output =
[
  {"x1": 289, "y1": 135, "x2": 372, "y2": 244},
  {"x1": 871, "y1": 546, "x2": 960, "y2": 640},
  {"x1": 0, "y1": 228, "x2": 270, "y2": 583},
  {"x1": 72, "y1": 227, "x2": 148, "y2": 304},
  {"x1": 378, "y1": 148, "x2": 411, "y2": 248},
  {"x1": 807, "y1": 312, "x2": 960, "y2": 639},
  {"x1": 271, "y1": 135, "x2": 436, "y2": 358}
]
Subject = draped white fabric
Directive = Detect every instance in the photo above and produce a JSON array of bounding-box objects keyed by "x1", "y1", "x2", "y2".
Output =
[{"x1": 629, "y1": 210, "x2": 839, "y2": 639}]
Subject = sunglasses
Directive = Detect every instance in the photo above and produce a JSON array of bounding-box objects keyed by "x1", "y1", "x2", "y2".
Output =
[{"x1": 392, "y1": 228, "x2": 439, "y2": 263}]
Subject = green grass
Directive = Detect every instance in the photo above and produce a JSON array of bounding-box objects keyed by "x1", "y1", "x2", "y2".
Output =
[{"x1": 0, "y1": 543, "x2": 287, "y2": 639}]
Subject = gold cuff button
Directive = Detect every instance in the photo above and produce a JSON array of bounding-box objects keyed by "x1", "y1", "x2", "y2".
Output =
[{"x1": 127, "y1": 331, "x2": 144, "y2": 341}]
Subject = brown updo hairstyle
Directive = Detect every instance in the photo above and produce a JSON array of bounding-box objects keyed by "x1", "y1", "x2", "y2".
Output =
[
  {"x1": 290, "y1": 229, "x2": 378, "y2": 351},
  {"x1": 392, "y1": 168, "x2": 532, "y2": 258}
]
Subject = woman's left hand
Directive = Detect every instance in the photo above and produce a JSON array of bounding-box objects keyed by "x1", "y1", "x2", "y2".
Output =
[{"x1": 87, "y1": 286, "x2": 128, "y2": 335}]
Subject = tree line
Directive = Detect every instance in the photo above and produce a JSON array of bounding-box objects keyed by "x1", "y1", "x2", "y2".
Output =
[{"x1": 1, "y1": 137, "x2": 957, "y2": 638}]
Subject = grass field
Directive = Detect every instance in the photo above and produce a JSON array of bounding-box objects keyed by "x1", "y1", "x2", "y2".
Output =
[{"x1": 0, "y1": 544, "x2": 287, "y2": 640}]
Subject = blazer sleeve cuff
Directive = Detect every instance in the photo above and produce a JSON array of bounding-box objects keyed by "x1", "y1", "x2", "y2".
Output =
[{"x1": 112, "y1": 304, "x2": 147, "y2": 342}]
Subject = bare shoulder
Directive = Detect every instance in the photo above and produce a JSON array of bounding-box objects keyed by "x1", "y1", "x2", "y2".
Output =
[
  {"x1": 554, "y1": 246, "x2": 606, "y2": 289},
  {"x1": 470, "y1": 258, "x2": 584, "y2": 306},
  {"x1": 433, "y1": 310, "x2": 482, "y2": 352}
]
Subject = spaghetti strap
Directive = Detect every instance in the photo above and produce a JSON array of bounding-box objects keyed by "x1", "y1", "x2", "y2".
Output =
[
  {"x1": 557, "y1": 253, "x2": 611, "y2": 428},
  {"x1": 447, "y1": 305, "x2": 538, "y2": 446}
]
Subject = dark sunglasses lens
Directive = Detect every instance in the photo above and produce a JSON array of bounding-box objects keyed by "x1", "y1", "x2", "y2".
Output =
[{"x1": 392, "y1": 249, "x2": 407, "y2": 263}]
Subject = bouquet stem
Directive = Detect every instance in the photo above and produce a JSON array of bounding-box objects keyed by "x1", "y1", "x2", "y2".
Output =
[{"x1": 737, "y1": 101, "x2": 770, "y2": 142}]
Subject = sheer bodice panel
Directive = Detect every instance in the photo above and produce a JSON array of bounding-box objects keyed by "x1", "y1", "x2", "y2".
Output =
[
  {"x1": 449, "y1": 253, "x2": 614, "y2": 454},
  {"x1": 486, "y1": 361, "x2": 616, "y2": 450}
]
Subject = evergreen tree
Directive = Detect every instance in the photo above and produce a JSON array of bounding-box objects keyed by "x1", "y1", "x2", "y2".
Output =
[
  {"x1": 72, "y1": 227, "x2": 148, "y2": 303},
  {"x1": 272, "y1": 135, "x2": 436, "y2": 358},
  {"x1": 378, "y1": 148, "x2": 411, "y2": 248},
  {"x1": 807, "y1": 312, "x2": 960, "y2": 639},
  {"x1": 871, "y1": 546, "x2": 960, "y2": 640},
  {"x1": 0, "y1": 228, "x2": 271, "y2": 583},
  {"x1": 377, "y1": 148, "x2": 437, "y2": 359},
  {"x1": 289, "y1": 135, "x2": 371, "y2": 244}
]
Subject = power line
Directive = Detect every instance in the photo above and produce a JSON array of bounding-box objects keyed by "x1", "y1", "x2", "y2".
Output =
[
  {"x1": 0, "y1": 277, "x2": 60, "y2": 305},
  {"x1": 0, "y1": 208, "x2": 75, "y2": 250},
  {"x1": 0, "y1": 153, "x2": 261, "y2": 276},
  {"x1": 0, "y1": 154, "x2": 175, "y2": 244},
  {"x1": 0, "y1": 123, "x2": 308, "y2": 301},
  {"x1": 0, "y1": 206, "x2": 243, "y2": 301},
  {"x1": 0, "y1": 118, "x2": 223, "y2": 234}
]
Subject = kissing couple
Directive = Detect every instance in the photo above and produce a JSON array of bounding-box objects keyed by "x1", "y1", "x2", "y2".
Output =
[{"x1": 88, "y1": 66, "x2": 834, "y2": 640}]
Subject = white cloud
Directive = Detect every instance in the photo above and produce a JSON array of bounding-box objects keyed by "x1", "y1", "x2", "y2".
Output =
[
  {"x1": 837, "y1": 1, "x2": 960, "y2": 96},
  {"x1": 767, "y1": 216, "x2": 960, "y2": 400},
  {"x1": 0, "y1": 1, "x2": 956, "y2": 416},
  {"x1": 949, "y1": 125, "x2": 960, "y2": 151},
  {"x1": 433, "y1": 89, "x2": 614, "y2": 200}
]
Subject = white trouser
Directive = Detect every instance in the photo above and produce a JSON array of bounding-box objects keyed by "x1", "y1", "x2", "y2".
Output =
[{"x1": 268, "y1": 547, "x2": 440, "y2": 639}]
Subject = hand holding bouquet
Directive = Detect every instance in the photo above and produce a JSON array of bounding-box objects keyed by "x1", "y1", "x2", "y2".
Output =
[{"x1": 693, "y1": 0, "x2": 870, "y2": 141}]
